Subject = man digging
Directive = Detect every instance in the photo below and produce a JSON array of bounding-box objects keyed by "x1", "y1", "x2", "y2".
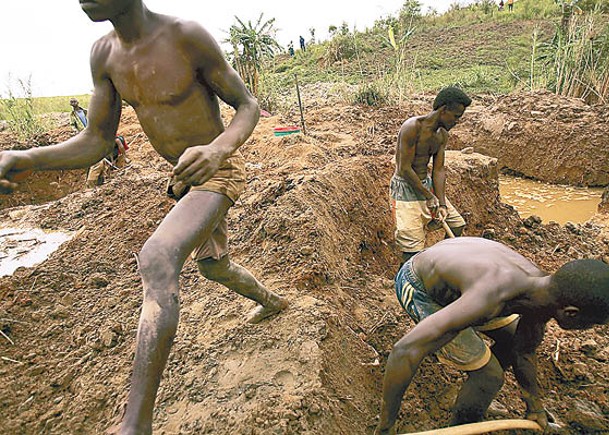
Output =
[
  {"x1": 0, "y1": 1, "x2": 288, "y2": 433},
  {"x1": 391, "y1": 87, "x2": 471, "y2": 266},
  {"x1": 375, "y1": 237, "x2": 609, "y2": 434}
]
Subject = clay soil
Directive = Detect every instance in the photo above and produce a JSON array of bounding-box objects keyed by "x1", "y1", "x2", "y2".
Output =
[{"x1": 0, "y1": 91, "x2": 608, "y2": 435}]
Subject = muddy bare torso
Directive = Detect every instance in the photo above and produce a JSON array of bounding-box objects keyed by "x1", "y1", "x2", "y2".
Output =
[
  {"x1": 412, "y1": 119, "x2": 446, "y2": 179},
  {"x1": 101, "y1": 19, "x2": 224, "y2": 164}
]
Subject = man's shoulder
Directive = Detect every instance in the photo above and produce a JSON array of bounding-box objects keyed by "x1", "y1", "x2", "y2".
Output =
[
  {"x1": 159, "y1": 15, "x2": 211, "y2": 40},
  {"x1": 399, "y1": 116, "x2": 422, "y2": 134},
  {"x1": 91, "y1": 31, "x2": 118, "y2": 60}
]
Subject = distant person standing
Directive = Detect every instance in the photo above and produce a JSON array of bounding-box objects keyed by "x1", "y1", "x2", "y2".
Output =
[
  {"x1": 69, "y1": 97, "x2": 88, "y2": 133},
  {"x1": 507, "y1": 0, "x2": 514, "y2": 12},
  {"x1": 299, "y1": 35, "x2": 306, "y2": 52},
  {"x1": 498, "y1": 0, "x2": 505, "y2": 11},
  {"x1": 288, "y1": 41, "x2": 295, "y2": 57}
]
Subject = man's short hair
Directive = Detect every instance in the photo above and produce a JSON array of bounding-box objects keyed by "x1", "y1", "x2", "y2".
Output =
[
  {"x1": 433, "y1": 87, "x2": 472, "y2": 111},
  {"x1": 551, "y1": 259, "x2": 609, "y2": 323}
]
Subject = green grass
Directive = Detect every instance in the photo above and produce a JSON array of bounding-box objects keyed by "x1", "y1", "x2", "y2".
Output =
[
  {"x1": 34, "y1": 94, "x2": 92, "y2": 114},
  {"x1": 4, "y1": 0, "x2": 608, "y2": 116},
  {"x1": 263, "y1": 0, "x2": 569, "y2": 98},
  {"x1": 0, "y1": 94, "x2": 91, "y2": 119}
]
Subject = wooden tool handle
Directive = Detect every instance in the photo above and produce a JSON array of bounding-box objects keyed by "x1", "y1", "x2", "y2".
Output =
[
  {"x1": 400, "y1": 418, "x2": 543, "y2": 435},
  {"x1": 441, "y1": 220, "x2": 455, "y2": 238}
]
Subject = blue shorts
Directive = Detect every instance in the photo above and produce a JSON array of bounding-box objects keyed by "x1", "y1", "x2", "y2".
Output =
[{"x1": 396, "y1": 259, "x2": 518, "y2": 371}]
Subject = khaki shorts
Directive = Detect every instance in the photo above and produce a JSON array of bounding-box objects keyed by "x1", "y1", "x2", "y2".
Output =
[
  {"x1": 167, "y1": 151, "x2": 246, "y2": 261},
  {"x1": 390, "y1": 174, "x2": 466, "y2": 252}
]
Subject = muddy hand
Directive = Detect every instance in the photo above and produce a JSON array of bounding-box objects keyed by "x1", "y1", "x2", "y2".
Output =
[
  {"x1": 526, "y1": 409, "x2": 548, "y2": 432},
  {"x1": 435, "y1": 205, "x2": 448, "y2": 221},
  {"x1": 172, "y1": 144, "x2": 225, "y2": 186},
  {"x1": 0, "y1": 151, "x2": 32, "y2": 194},
  {"x1": 425, "y1": 195, "x2": 440, "y2": 214}
]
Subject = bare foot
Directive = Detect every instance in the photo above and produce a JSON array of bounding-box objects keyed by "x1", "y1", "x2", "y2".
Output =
[
  {"x1": 247, "y1": 295, "x2": 288, "y2": 324},
  {"x1": 105, "y1": 402, "x2": 126, "y2": 434}
]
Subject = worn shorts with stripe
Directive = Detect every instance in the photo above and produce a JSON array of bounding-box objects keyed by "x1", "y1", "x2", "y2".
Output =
[
  {"x1": 390, "y1": 174, "x2": 466, "y2": 253},
  {"x1": 167, "y1": 151, "x2": 246, "y2": 261},
  {"x1": 395, "y1": 258, "x2": 519, "y2": 371}
]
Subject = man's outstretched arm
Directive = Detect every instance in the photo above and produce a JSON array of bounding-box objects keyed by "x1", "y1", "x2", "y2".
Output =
[{"x1": 0, "y1": 39, "x2": 121, "y2": 191}]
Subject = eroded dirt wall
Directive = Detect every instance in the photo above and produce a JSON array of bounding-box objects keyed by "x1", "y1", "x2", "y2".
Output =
[{"x1": 450, "y1": 90, "x2": 609, "y2": 187}]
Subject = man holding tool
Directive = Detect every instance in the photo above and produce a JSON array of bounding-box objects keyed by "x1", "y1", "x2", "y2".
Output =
[
  {"x1": 390, "y1": 87, "x2": 471, "y2": 265},
  {"x1": 375, "y1": 237, "x2": 609, "y2": 434}
]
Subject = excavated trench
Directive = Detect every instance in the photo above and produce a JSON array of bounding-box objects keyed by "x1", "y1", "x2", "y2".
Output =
[{"x1": 1, "y1": 102, "x2": 609, "y2": 434}]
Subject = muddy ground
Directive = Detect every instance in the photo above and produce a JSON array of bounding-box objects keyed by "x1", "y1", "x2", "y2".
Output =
[{"x1": 0, "y1": 91, "x2": 608, "y2": 434}]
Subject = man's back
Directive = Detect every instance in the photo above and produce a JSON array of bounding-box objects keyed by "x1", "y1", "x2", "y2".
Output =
[{"x1": 413, "y1": 238, "x2": 548, "y2": 305}]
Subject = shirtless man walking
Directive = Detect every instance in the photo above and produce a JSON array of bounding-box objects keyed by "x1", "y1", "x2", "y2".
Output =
[
  {"x1": 391, "y1": 87, "x2": 471, "y2": 264},
  {"x1": 375, "y1": 237, "x2": 609, "y2": 434},
  {"x1": 0, "y1": 1, "x2": 287, "y2": 433}
]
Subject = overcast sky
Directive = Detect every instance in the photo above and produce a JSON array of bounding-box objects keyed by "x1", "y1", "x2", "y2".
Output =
[{"x1": 1, "y1": 0, "x2": 463, "y2": 97}]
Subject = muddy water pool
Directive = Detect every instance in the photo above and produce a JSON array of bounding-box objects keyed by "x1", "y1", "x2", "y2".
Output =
[
  {"x1": 499, "y1": 175, "x2": 603, "y2": 225},
  {"x1": 0, "y1": 228, "x2": 73, "y2": 277}
]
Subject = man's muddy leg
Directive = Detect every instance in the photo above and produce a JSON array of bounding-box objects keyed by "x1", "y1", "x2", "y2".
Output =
[
  {"x1": 485, "y1": 321, "x2": 519, "y2": 370},
  {"x1": 120, "y1": 245, "x2": 180, "y2": 435},
  {"x1": 450, "y1": 354, "x2": 504, "y2": 425},
  {"x1": 198, "y1": 255, "x2": 288, "y2": 324},
  {"x1": 119, "y1": 191, "x2": 231, "y2": 435}
]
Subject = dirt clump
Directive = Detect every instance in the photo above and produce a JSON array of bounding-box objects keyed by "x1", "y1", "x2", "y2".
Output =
[{"x1": 0, "y1": 96, "x2": 608, "y2": 434}]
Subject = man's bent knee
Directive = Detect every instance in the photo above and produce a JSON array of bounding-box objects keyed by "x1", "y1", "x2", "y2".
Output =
[
  {"x1": 197, "y1": 255, "x2": 231, "y2": 281},
  {"x1": 138, "y1": 240, "x2": 181, "y2": 284}
]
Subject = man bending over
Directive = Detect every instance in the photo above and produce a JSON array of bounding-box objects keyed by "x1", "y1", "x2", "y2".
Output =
[{"x1": 376, "y1": 237, "x2": 609, "y2": 434}]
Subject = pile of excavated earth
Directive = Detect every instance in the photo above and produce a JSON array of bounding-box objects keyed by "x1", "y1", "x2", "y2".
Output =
[{"x1": 0, "y1": 89, "x2": 608, "y2": 434}]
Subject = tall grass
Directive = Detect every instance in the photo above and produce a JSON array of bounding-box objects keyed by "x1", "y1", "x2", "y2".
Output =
[
  {"x1": 541, "y1": 10, "x2": 609, "y2": 103},
  {"x1": 36, "y1": 94, "x2": 91, "y2": 113},
  {"x1": 0, "y1": 77, "x2": 50, "y2": 143}
]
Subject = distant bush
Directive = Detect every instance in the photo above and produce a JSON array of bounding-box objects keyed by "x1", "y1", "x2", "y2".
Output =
[
  {"x1": 257, "y1": 70, "x2": 287, "y2": 113},
  {"x1": 577, "y1": 0, "x2": 609, "y2": 13},
  {"x1": 540, "y1": 10, "x2": 609, "y2": 103},
  {"x1": 353, "y1": 82, "x2": 387, "y2": 106},
  {"x1": 323, "y1": 33, "x2": 357, "y2": 65}
]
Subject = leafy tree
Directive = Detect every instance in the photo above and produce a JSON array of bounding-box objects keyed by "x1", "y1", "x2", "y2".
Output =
[
  {"x1": 401, "y1": 0, "x2": 423, "y2": 17},
  {"x1": 225, "y1": 14, "x2": 281, "y2": 95}
]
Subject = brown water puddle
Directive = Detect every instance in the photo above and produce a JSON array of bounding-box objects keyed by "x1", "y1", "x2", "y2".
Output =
[{"x1": 499, "y1": 175, "x2": 603, "y2": 225}]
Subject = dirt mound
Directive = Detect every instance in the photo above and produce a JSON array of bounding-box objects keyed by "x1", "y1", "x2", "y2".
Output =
[
  {"x1": 451, "y1": 90, "x2": 609, "y2": 187},
  {"x1": 0, "y1": 100, "x2": 608, "y2": 434}
]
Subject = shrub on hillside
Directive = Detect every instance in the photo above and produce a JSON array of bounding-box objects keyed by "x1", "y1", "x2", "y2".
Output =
[{"x1": 352, "y1": 83, "x2": 387, "y2": 106}]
